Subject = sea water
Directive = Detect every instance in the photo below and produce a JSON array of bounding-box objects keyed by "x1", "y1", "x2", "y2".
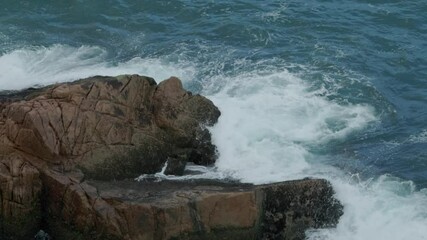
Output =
[{"x1": 1, "y1": 1, "x2": 427, "y2": 239}]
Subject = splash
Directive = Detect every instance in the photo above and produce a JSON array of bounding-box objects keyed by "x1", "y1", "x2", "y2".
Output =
[
  {"x1": 203, "y1": 61, "x2": 427, "y2": 239},
  {"x1": 307, "y1": 174, "x2": 427, "y2": 240},
  {"x1": 208, "y1": 68, "x2": 377, "y2": 183},
  {"x1": 0, "y1": 44, "x2": 195, "y2": 90}
]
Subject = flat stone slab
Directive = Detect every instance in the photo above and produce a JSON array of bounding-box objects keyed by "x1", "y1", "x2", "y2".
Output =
[{"x1": 57, "y1": 177, "x2": 342, "y2": 240}]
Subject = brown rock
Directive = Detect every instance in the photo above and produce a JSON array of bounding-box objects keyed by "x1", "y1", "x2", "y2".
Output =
[
  {"x1": 0, "y1": 153, "x2": 42, "y2": 239},
  {"x1": 37, "y1": 178, "x2": 341, "y2": 240},
  {"x1": 196, "y1": 191, "x2": 259, "y2": 231},
  {"x1": 0, "y1": 75, "x2": 221, "y2": 238},
  {"x1": 0, "y1": 75, "x2": 220, "y2": 180}
]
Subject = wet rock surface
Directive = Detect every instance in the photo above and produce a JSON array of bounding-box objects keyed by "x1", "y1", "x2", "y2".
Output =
[
  {"x1": 0, "y1": 75, "x2": 343, "y2": 239},
  {"x1": 260, "y1": 179, "x2": 343, "y2": 240}
]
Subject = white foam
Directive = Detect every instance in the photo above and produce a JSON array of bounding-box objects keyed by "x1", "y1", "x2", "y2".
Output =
[
  {"x1": 204, "y1": 65, "x2": 427, "y2": 239},
  {"x1": 207, "y1": 69, "x2": 377, "y2": 183},
  {"x1": 307, "y1": 174, "x2": 427, "y2": 240},
  {"x1": 408, "y1": 129, "x2": 427, "y2": 143},
  {"x1": 135, "y1": 163, "x2": 226, "y2": 182},
  {"x1": 0, "y1": 44, "x2": 196, "y2": 90}
]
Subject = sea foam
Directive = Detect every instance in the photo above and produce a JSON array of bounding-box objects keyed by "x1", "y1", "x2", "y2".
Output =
[
  {"x1": 208, "y1": 67, "x2": 377, "y2": 183},
  {"x1": 201, "y1": 59, "x2": 427, "y2": 240},
  {"x1": 0, "y1": 44, "x2": 195, "y2": 90}
]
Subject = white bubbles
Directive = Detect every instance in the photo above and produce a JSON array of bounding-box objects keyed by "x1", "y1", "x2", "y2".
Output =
[
  {"x1": 135, "y1": 163, "x2": 227, "y2": 182},
  {"x1": 0, "y1": 44, "x2": 196, "y2": 90},
  {"x1": 203, "y1": 59, "x2": 427, "y2": 239},
  {"x1": 307, "y1": 174, "x2": 427, "y2": 240},
  {"x1": 408, "y1": 129, "x2": 427, "y2": 143},
  {"x1": 207, "y1": 68, "x2": 376, "y2": 183}
]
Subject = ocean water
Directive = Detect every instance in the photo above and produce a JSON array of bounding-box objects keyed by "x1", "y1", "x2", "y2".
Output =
[{"x1": 1, "y1": 1, "x2": 427, "y2": 239}]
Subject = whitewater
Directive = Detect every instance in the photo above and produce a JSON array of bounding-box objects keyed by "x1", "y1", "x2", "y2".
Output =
[{"x1": 1, "y1": 44, "x2": 426, "y2": 240}]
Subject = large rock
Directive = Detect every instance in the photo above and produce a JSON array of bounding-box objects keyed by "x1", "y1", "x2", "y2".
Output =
[
  {"x1": 0, "y1": 75, "x2": 343, "y2": 239},
  {"x1": 40, "y1": 173, "x2": 342, "y2": 240},
  {"x1": 0, "y1": 75, "x2": 220, "y2": 180},
  {"x1": 0, "y1": 75, "x2": 220, "y2": 238}
]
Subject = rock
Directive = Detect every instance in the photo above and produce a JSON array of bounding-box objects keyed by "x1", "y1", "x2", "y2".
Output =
[
  {"x1": 164, "y1": 156, "x2": 187, "y2": 176},
  {"x1": 0, "y1": 75, "x2": 221, "y2": 238},
  {"x1": 37, "y1": 178, "x2": 342, "y2": 240},
  {"x1": 0, "y1": 75, "x2": 220, "y2": 180},
  {"x1": 259, "y1": 179, "x2": 343, "y2": 240}
]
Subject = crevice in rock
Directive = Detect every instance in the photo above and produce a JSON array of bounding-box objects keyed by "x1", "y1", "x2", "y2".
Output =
[
  {"x1": 85, "y1": 83, "x2": 95, "y2": 99},
  {"x1": 188, "y1": 199, "x2": 205, "y2": 234},
  {"x1": 119, "y1": 77, "x2": 132, "y2": 94}
]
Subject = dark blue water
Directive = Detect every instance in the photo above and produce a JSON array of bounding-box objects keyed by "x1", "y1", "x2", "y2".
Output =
[{"x1": 1, "y1": 1, "x2": 427, "y2": 239}]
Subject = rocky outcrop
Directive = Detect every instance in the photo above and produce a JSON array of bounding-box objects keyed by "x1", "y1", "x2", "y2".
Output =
[
  {"x1": 260, "y1": 180, "x2": 342, "y2": 239},
  {"x1": 41, "y1": 174, "x2": 342, "y2": 240},
  {"x1": 0, "y1": 75, "x2": 343, "y2": 239},
  {"x1": 0, "y1": 75, "x2": 221, "y2": 239},
  {"x1": 0, "y1": 75, "x2": 220, "y2": 180}
]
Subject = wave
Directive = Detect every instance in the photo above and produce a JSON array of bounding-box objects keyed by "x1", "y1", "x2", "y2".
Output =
[
  {"x1": 0, "y1": 44, "x2": 195, "y2": 90},
  {"x1": 308, "y1": 174, "x2": 427, "y2": 240},
  {"x1": 208, "y1": 68, "x2": 377, "y2": 183},
  {"x1": 202, "y1": 59, "x2": 427, "y2": 239}
]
